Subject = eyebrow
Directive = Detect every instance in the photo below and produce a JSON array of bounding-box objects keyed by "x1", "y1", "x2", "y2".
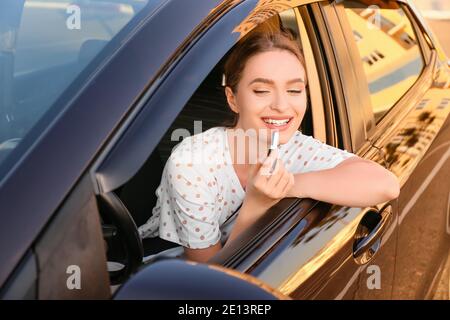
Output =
[{"x1": 248, "y1": 78, "x2": 305, "y2": 86}]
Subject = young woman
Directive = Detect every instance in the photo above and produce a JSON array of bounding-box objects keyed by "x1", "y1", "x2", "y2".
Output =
[{"x1": 138, "y1": 28, "x2": 400, "y2": 263}]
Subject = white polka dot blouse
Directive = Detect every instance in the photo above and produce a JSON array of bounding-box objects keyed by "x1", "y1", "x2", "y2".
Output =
[{"x1": 138, "y1": 126, "x2": 356, "y2": 249}]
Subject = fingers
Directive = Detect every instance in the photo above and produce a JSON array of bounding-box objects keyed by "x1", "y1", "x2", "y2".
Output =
[
  {"x1": 248, "y1": 155, "x2": 265, "y2": 180},
  {"x1": 255, "y1": 153, "x2": 293, "y2": 200},
  {"x1": 281, "y1": 172, "x2": 295, "y2": 196},
  {"x1": 260, "y1": 149, "x2": 278, "y2": 176},
  {"x1": 266, "y1": 160, "x2": 285, "y2": 190},
  {"x1": 269, "y1": 163, "x2": 293, "y2": 198}
]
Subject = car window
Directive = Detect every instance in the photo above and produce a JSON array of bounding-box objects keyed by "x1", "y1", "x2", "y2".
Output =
[
  {"x1": 341, "y1": 0, "x2": 425, "y2": 123},
  {"x1": 110, "y1": 9, "x2": 320, "y2": 259},
  {"x1": 0, "y1": 0, "x2": 155, "y2": 179}
]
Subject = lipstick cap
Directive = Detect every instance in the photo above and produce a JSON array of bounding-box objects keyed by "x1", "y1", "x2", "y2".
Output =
[{"x1": 269, "y1": 131, "x2": 279, "y2": 150}]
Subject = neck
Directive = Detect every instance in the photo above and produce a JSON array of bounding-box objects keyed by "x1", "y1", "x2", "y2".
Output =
[{"x1": 226, "y1": 126, "x2": 269, "y2": 166}]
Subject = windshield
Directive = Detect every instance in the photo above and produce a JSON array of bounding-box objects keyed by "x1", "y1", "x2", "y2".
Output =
[{"x1": 0, "y1": 0, "x2": 154, "y2": 179}]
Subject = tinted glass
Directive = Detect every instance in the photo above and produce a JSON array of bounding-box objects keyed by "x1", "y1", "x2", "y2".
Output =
[
  {"x1": 342, "y1": 1, "x2": 425, "y2": 123},
  {"x1": 0, "y1": 0, "x2": 154, "y2": 179}
]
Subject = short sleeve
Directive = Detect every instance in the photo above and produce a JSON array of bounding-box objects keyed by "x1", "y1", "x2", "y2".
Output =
[
  {"x1": 282, "y1": 132, "x2": 358, "y2": 174},
  {"x1": 153, "y1": 156, "x2": 222, "y2": 249}
]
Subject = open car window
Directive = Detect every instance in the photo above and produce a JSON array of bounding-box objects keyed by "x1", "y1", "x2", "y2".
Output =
[
  {"x1": 121, "y1": 12, "x2": 316, "y2": 257},
  {"x1": 93, "y1": 3, "x2": 328, "y2": 272}
]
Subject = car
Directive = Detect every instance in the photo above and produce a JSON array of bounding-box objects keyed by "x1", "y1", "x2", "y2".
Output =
[{"x1": 0, "y1": 0, "x2": 449, "y2": 300}]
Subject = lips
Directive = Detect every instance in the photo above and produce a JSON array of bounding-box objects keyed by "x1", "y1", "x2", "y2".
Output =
[{"x1": 261, "y1": 117, "x2": 293, "y2": 130}]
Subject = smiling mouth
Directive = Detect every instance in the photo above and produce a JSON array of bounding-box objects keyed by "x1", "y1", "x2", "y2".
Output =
[{"x1": 261, "y1": 117, "x2": 293, "y2": 127}]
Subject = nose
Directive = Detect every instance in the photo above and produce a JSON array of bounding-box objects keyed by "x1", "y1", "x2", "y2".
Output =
[{"x1": 270, "y1": 90, "x2": 290, "y2": 112}]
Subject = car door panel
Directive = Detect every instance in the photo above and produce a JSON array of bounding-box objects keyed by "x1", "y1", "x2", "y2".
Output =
[
  {"x1": 208, "y1": 199, "x2": 360, "y2": 299},
  {"x1": 370, "y1": 78, "x2": 450, "y2": 298},
  {"x1": 382, "y1": 81, "x2": 450, "y2": 298},
  {"x1": 238, "y1": 201, "x2": 396, "y2": 299},
  {"x1": 254, "y1": 202, "x2": 365, "y2": 299},
  {"x1": 352, "y1": 147, "x2": 399, "y2": 299},
  {"x1": 302, "y1": 0, "x2": 405, "y2": 299},
  {"x1": 34, "y1": 175, "x2": 110, "y2": 299},
  {"x1": 334, "y1": 0, "x2": 450, "y2": 298},
  {"x1": 93, "y1": 0, "x2": 404, "y2": 300},
  {"x1": 0, "y1": 250, "x2": 37, "y2": 300},
  {"x1": 364, "y1": 19, "x2": 450, "y2": 298}
]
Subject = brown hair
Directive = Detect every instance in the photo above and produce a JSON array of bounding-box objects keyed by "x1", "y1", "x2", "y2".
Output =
[{"x1": 223, "y1": 26, "x2": 307, "y2": 127}]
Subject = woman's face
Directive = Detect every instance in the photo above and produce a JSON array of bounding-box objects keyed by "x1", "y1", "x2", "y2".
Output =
[{"x1": 226, "y1": 49, "x2": 307, "y2": 145}]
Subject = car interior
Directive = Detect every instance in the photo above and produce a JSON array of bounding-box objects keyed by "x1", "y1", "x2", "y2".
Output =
[{"x1": 102, "y1": 10, "x2": 314, "y2": 283}]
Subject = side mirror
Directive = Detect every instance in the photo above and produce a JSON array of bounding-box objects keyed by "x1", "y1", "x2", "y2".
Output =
[{"x1": 114, "y1": 258, "x2": 288, "y2": 300}]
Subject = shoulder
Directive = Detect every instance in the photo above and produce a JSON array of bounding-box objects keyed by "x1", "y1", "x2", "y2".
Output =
[
  {"x1": 284, "y1": 131, "x2": 342, "y2": 150},
  {"x1": 164, "y1": 127, "x2": 225, "y2": 183},
  {"x1": 280, "y1": 130, "x2": 317, "y2": 151},
  {"x1": 172, "y1": 126, "x2": 225, "y2": 155},
  {"x1": 281, "y1": 131, "x2": 357, "y2": 173}
]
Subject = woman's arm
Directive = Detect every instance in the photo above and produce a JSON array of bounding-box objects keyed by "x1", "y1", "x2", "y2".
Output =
[
  {"x1": 288, "y1": 157, "x2": 400, "y2": 207},
  {"x1": 184, "y1": 242, "x2": 222, "y2": 263},
  {"x1": 184, "y1": 157, "x2": 399, "y2": 263},
  {"x1": 183, "y1": 198, "x2": 270, "y2": 263}
]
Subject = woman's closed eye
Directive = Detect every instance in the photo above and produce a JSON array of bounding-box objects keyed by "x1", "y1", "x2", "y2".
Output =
[
  {"x1": 252, "y1": 88, "x2": 304, "y2": 95},
  {"x1": 253, "y1": 89, "x2": 270, "y2": 95}
]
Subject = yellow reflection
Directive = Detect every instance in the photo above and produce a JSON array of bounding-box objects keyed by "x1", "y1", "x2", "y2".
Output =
[
  {"x1": 228, "y1": 0, "x2": 316, "y2": 39},
  {"x1": 344, "y1": 5, "x2": 424, "y2": 122},
  {"x1": 278, "y1": 208, "x2": 364, "y2": 295},
  {"x1": 207, "y1": 264, "x2": 291, "y2": 300}
]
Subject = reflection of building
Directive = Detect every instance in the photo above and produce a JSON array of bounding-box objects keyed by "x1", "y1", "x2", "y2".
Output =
[
  {"x1": 231, "y1": 0, "x2": 315, "y2": 38},
  {"x1": 233, "y1": 0, "x2": 291, "y2": 35},
  {"x1": 345, "y1": 6, "x2": 423, "y2": 120},
  {"x1": 208, "y1": 0, "x2": 315, "y2": 40},
  {"x1": 380, "y1": 90, "x2": 450, "y2": 180}
]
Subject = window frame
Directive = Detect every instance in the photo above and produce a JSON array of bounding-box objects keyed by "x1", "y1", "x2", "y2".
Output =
[
  {"x1": 316, "y1": 1, "x2": 370, "y2": 153},
  {"x1": 90, "y1": 0, "x2": 329, "y2": 269},
  {"x1": 293, "y1": 7, "x2": 327, "y2": 143},
  {"x1": 406, "y1": 6, "x2": 432, "y2": 63}
]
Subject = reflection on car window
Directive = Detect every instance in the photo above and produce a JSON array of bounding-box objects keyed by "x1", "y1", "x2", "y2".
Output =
[
  {"x1": 0, "y1": 0, "x2": 151, "y2": 176},
  {"x1": 342, "y1": 0, "x2": 424, "y2": 123}
]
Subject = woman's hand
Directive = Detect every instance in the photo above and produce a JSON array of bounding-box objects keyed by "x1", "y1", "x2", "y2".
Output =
[
  {"x1": 242, "y1": 150, "x2": 295, "y2": 215},
  {"x1": 223, "y1": 150, "x2": 294, "y2": 249}
]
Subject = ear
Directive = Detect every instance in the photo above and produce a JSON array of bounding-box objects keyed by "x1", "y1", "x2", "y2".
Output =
[{"x1": 225, "y1": 86, "x2": 239, "y2": 114}]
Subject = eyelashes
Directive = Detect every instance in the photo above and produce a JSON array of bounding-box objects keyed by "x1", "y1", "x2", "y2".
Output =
[
  {"x1": 253, "y1": 90, "x2": 269, "y2": 95},
  {"x1": 253, "y1": 90, "x2": 303, "y2": 95}
]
